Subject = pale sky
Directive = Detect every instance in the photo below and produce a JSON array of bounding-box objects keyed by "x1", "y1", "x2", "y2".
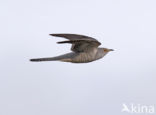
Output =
[{"x1": 0, "y1": 0, "x2": 156, "y2": 115}]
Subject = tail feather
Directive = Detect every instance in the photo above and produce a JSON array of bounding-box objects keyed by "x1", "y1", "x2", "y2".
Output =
[
  {"x1": 30, "y1": 52, "x2": 77, "y2": 62},
  {"x1": 30, "y1": 57, "x2": 59, "y2": 62}
]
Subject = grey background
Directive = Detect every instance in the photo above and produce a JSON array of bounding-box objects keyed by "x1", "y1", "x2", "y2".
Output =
[{"x1": 0, "y1": 0, "x2": 156, "y2": 115}]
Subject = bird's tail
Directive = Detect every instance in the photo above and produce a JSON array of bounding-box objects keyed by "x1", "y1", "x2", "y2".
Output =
[
  {"x1": 30, "y1": 57, "x2": 59, "y2": 62},
  {"x1": 30, "y1": 52, "x2": 77, "y2": 62}
]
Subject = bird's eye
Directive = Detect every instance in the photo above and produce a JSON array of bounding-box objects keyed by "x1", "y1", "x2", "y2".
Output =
[{"x1": 104, "y1": 49, "x2": 108, "y2": 52}]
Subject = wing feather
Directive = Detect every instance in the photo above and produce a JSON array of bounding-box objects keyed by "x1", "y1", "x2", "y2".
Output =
[
  {"x1": 50, "y1": 33, "x2": 97, "y2": 41},
  {"x1": 50, "y1": 34, "x2": 101, "y2": 53}
]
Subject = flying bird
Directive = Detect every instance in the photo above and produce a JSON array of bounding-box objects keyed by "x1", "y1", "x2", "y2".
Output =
[{"x1": 30, "y1": 34, "x2": 114, "y2": 63}]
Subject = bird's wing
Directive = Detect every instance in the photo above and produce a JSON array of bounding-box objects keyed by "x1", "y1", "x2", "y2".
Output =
[
  {"x1": 50, "y1": 34, "x2": 101, "y2": 52},
  {"x1": 50, "y1": 33, "x2": 97, "y2": 41}
]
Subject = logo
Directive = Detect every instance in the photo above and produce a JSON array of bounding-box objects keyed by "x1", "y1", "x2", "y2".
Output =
[{"x1": 121, "y1": 103, "x2": 155, "y2": 114}]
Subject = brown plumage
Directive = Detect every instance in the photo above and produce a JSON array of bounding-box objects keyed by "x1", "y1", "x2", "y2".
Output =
[{"x1": 30, "y1": 34, "x2": 114, "y2": 63}]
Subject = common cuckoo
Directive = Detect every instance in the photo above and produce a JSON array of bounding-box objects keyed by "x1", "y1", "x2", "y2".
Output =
[{"x1": 30, "y1": 34, "x2": 114, "y2": 63}]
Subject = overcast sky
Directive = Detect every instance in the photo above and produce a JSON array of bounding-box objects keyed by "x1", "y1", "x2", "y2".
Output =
[{"x1": 0, "y1": 0, "x2": 156, "y2": 115}]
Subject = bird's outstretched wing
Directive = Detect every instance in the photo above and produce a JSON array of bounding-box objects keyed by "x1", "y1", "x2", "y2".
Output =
[{"x1": 50, "y1": 34, "x2": 101, "y2": 53}]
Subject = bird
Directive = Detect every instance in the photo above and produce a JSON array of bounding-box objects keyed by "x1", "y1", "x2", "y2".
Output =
[{"x1": 30, "y1": 34, "x2": 114, "y2": 63}]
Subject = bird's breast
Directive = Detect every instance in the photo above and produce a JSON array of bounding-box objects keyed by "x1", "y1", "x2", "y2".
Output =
[{"x1": 71, "y1": 51, "x2": 97, "y2": 63}]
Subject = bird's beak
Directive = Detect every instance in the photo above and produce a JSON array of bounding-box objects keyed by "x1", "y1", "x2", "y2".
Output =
[{"x1": 109, "y1": 49, "x2": 114, "y2": 51}]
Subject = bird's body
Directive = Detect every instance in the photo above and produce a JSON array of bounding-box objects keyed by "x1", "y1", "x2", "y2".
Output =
[{"x1": 30, "y1": 34, "x2": 114, "y2": 63}]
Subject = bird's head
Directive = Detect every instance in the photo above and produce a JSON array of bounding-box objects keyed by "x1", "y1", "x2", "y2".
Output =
[{"x1": 103, "y1": 48, "x2": 114, "y2": 52}]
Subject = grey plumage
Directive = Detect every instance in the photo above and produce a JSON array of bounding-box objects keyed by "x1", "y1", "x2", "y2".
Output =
[{"x1": 30, "y1": 34, "x2": 114, "y2": 63}]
